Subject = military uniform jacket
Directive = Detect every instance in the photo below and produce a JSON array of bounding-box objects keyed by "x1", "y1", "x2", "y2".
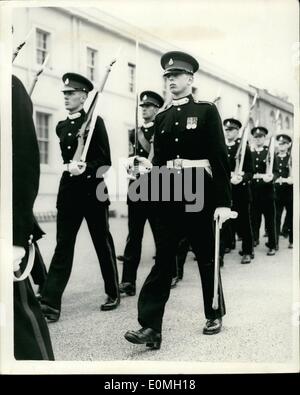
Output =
[
  {"x1": 12, "y1": 75, "x2": 40, "y2": 248},
  {"x1": 226, "y1": 138, "x2": 253, "y2": 202},
  {"x1": 251, "y1": 146, "x2": 279, "y2": 200},
  {"x1": 274, "y1": 152, "x2": 293, "y2": 200},
  {"x1": 127, "y1": 123, "x2": 155, "y2": 205},
  {"x1": 56, "y1": 109, "x2": 111, "y2": 207},
  {"x1": 129, "y1": 123, "x2": 155, "y2": 158},
  {"x1": 152, "y1": 95, "x2": 231, "y2": 208}
]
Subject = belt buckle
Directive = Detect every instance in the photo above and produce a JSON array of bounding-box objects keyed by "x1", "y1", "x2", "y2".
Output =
[{"x1": 174, "y1": 159, "x2": 183, "y2": 169}]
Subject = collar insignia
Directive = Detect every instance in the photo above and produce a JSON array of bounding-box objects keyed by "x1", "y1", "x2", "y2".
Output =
[
  {"x1": 68, "y1": 112, "x2": 81, "y2": 120},
  {"x1": 172, "y1": 97, "x2": 189, "y2": 106}
]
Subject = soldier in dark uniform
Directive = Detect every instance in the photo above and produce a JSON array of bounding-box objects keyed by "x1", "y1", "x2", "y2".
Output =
[
  {"x1": 119, "y1": 91, "x2": 164, "y2": 296},
  {"x1": 221, "y1": 118, "x2": 254, "y2": 264},
  {"x1": 250, "y1": 127, "x2": 278, "y2": 256},
  {"x1": 274, "y1": 132, "x2": 293, "y2": 249},
  {"x1": 124, "y1": 51, "x2": 232, "y2": 349},
  {"x1": 12, "y1": 74, "x2": 54, "y2": 360},
  {"x1": 40, "y1": 73, "x2": 119, "y2": 322}
]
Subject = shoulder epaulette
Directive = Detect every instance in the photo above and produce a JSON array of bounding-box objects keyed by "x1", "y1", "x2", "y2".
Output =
[
  {"x1": 195, "y1": 100, "x2": 214, "y2": 106},
  {"x1": 156, "y1": 105, "x2": 173, "y2": 117}
]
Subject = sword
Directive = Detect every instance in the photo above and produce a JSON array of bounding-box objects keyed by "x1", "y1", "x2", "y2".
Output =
[
  {"x1": 12, "y1": 27, "x2": 34, "y2": 63},
  {"x1": 29, "y1": 54, "x2": 49, "y2": 96},
  {"x1": 212, "y1": 210, "x2": 238, "y2": 310}
]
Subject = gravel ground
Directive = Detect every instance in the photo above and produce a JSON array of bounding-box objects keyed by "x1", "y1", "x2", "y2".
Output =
[{"x1": 37, "y1": 216, "x2": 296, "y2": 364}]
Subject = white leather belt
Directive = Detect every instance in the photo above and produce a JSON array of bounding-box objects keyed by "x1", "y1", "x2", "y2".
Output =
[
  {"x1": 62, "y1": 164, "x2": 70, "y2": 172},
  {"x1": 166, "y1": 158, "x2": 212, "y2": 176}
]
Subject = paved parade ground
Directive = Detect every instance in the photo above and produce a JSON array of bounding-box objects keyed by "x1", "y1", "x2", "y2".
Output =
[{"x1": 37, "y1": 216, "x2": 296, "y2": 364}]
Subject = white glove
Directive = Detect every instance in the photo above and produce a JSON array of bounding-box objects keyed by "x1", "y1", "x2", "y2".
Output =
[
  {"x1": 262, "y1": 174, "x2": 273, "y2": 183},
  {"x1": 69, "y1": 160, "x2": 86, "y2": 176},
  {"x1": 231, "y1": 175, "x2": 243, "y2": 185},
  {"x1": 125, "y1": 156, "x2": 152, "y2": 179},
  {"x1": 214, "y1": 207, "x2": 232, "y2": 229},
  {"x1": 275, "y1": 177, "x2": 283, "y2": 184},
  {"x1": 13, "y1": 246, "x2": 26, "y2": 272},
  {"x1": 286, "y1": 176, "x2": 293, "y2": 185}
]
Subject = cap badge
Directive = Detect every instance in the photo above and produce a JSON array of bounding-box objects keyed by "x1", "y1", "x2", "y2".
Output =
[
  {"x1": 143, "y1": 95, "x2": 147, "y2": 101},
  {"x1": 226, "y1": 121, "x2": 231, "y2": 127},
  {"x1": 168, "y1": 58, "x2": 174, "y2": 65},
  {"x1": 65, "y1": 78, "x2": 69, "y2": 85}
]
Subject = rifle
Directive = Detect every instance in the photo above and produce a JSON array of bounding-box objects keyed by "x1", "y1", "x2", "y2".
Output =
[
  {"x1": 233, "y1": 92, "x2": 258, "y2": 175},
  {"x1": 72, "y1": 54, "x2": 119, "y2": 163},
  {"x1": 266, "y1": 109, "x2": 280, "y2": 175},
  {"x1": 12, "y1": 27, "x2": 34, "y2": 63},
  {"x1": 213, "y1": 88, "x2": 222, "y2": 105},
  {"x1": 131, "y1": 40, "x2": 140, "y2": 178},
  {"x1": 29, "y1": 54, "x2": 49, "y2": 96}
]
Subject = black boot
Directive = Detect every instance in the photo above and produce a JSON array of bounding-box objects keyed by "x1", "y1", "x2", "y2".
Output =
[
  {"x1": 119, "y1": 282, "x2": 136, "y2": 296},
  {"x1": 171, "y1": 277, "x2": 178, "y2": 288},
  {"x1": 100, "y1": 296, "x2": 120, "y2": 311},
  {"x1": 40, "y1": 303, "x2": 60, "y2": 323},
  {"x1": 203, "y1": 318, "x2": 222, "y2": 335},
  {"x1": 241, "y1": 254, "x2": 251, "y2": 264},
  {"x1": 239, "y1": 250, "x2": 255, "y2": 259},
  {"x1": 124, "y1": 328, "x2": 162, "y2": 349}
]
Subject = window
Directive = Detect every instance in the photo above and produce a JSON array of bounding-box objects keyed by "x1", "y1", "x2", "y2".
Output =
[
  {"x1": 285, "y1": 116, "x2": 290, "y2": 130},
  {"x1": 36, "y1": 112, "x2": 50, "y2": 164},
  {"x1": 36, "y1": 28, "x2": 50, "y2": 65},
  {"x1": 128, "y1": 63, "x2": 136, "y2": 93},
  {"x1": 87, "y1": 47, "x2": 97, "y2": 81},
  {"x1": 278, "y1": 113, "x2": 283, "y2": 130},
  {"x1": 270, "y1": 110, "x2": 276, "y2": 128}
]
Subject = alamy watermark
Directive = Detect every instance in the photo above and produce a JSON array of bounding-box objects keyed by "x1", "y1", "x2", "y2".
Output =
[{"x1": 95, "y1": 158, "x2": 206, "y2": 213}]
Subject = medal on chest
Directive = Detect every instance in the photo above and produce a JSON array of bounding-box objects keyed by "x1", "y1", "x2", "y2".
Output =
[{"x1": 186, "y1": 117, "x2": 198, "y2": 130}]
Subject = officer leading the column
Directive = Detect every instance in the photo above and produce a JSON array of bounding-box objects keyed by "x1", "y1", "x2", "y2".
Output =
[{"x1": 124, "y1": 51, "x2": 232, "y2": 349}]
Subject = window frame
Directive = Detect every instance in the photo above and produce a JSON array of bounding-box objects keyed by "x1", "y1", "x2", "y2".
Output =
[
  {"x1": 34, "y1": 109, "x2": 53, "y2": 170},
  {"x1": 128, "y1": 62, "x2": 136, "y2": 94},
  {"x1": 35, "y1": 27, "x2": 51, "y2": 67},
  {"x1": 86, "y1": 46, "x2": 98, "y2": 82}
]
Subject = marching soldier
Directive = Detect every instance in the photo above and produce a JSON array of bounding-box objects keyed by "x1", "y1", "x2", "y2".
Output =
[
  {"x1": 222, "y1": 118, "x2": 254, "y2": 264},
  {"x1": 12, "y1": 74, "x2": 54, "y2": 360},
  {"x1": 250, "y1": 126, "x2": 278, "y2": 256},
  {"x1": 124, "y1": 51, "x2": 232, "y2": 349},
  {"x1": 40, "y1": 73, "x2": 120, "y2": 322},
  {"x1": 274, "y1": 132, "x2": 293, "y2": 249},
  {"x1": 119, "y1": 91, "x2": 164, "y2": 296}
]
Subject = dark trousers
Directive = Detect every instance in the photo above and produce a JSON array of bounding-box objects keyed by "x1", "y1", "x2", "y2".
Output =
[
  {"x1": 172, "y1": 237, "x2": 190, "y2": 278},
  {"x1": 138, "y1": 203, "x2": 225, "y2": 333},
  {"x1": 31, "y1": 241, "x2": 47, "y2": 287},
  {"x1": 122, "y1": 202, "x2": 157, "y2": 284},
  {"x1": 251, "y1": 197, "x2": 277, "y2": 249},
  {"x1": 276, "y1": 193, "x2": 293, "y2": 245},
  {"x1": 41, "y1": 196, "x2": 119, "y2": 310},
  {"x1": 14, "y1": 273, "x2": 54, "y2": 360},
  {"x1": 232, "y1": 198, "x2": 253, "y2": 255}
]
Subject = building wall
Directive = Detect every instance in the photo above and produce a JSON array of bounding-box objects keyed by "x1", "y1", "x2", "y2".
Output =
[{"x1": 12, "y1": 7, "x2": 294, "y2": 217}]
